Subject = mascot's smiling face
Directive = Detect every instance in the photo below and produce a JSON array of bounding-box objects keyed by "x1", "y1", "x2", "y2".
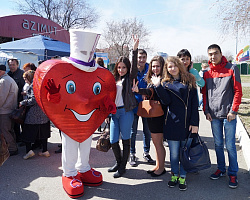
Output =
[{"x1": 33, "y1": 60, "x2": 116, "y2": 143}]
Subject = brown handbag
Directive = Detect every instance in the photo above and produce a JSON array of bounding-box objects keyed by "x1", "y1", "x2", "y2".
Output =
[
  {"x1": 96, "y1": 123, "x2": 111, "y2": 152},
  {"x1": 137, "y1": 88, "x2": 164, "y2": 118},
  {"x1": 0, "y1": 134, "x2": 10, "y2": 166}
]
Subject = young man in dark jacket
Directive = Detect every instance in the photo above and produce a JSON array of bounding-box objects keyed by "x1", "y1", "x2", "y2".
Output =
[
  {"x1": 202, "y1": 44, "x2": 242, "y2": 189},
  {"x1": 7, "y1": 58, "x2": 25, "y2": 145}
]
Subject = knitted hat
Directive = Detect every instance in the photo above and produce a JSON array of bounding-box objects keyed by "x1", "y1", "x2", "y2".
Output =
[
  {"x1": 0, "y1": 65, "x2": 6, "y2": 71},
  {"x1": 62, "y1": 29, "x2": 101, "y2": 72}
]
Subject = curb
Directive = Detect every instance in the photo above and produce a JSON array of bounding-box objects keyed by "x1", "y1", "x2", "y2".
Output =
[
  {"x1": 242, "y1": 98, "x2": 250, "y2": 101},
  {"x1": 236, "y1": 115, "x2": 250, "y2": 173}
]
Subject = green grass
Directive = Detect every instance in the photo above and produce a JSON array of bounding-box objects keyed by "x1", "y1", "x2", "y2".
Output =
[
  {"x1": 241, "y1": 75, "x2": 250, "y2": 83},
  {"x1": 238, "y1": 99, "x2": 250, "y2": 136},
  {"x1": 242, "y1": 87, "x2": 250, "y2": 99},
  {"x1": 238, "y1": 75, "x2": 250, "y2": 135},
  {"x1": 239, "y1": 75, "x2": 250, "y2": 135}
]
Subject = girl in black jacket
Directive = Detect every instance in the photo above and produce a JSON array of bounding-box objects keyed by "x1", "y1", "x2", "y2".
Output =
[
  {"x1": 152, "y1": 56, "x2": 199, "y2": 191},
  {"x1": 108, "y1": 36, "x2": 138, "y2": 178}
]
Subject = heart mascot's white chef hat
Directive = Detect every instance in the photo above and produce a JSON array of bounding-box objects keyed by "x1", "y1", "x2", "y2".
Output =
[{"x1": 62, "y1": 29, "x2": 101, "y2": 72}]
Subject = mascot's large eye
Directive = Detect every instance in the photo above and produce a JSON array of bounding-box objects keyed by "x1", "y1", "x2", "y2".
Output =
[
  {"x1": 93, "y1": 82, "x2": 101, "y2": 95},
  {"x1": 66, "y1": 80, "x2": 76, "y2": 94}
]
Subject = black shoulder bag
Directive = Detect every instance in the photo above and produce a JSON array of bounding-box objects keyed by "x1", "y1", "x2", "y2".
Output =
[{"x1": 180, "y1": 132, "x2": 211, "y2": 173}]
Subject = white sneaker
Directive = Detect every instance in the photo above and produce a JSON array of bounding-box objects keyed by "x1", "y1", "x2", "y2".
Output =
[
  {"x1": 38, "y1": 151, "x2": 50, "y2": 157},
  {"x1": 23, "y1": 150, "x2": 35, "y2": 160}
]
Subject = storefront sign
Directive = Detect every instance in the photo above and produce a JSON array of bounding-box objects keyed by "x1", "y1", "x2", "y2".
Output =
[{"x1": 0, "y1": 14, "x2": 69, "y2": 43}]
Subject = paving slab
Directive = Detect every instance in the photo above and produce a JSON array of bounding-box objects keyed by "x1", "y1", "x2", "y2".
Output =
[{"x1": 0, "y1": 112, "x2": 250, "y2": 200}]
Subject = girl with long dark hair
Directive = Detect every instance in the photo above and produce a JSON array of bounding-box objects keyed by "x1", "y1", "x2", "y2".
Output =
[{"x1": 108, "y1": 36, "x2": 139, "y2": 178}]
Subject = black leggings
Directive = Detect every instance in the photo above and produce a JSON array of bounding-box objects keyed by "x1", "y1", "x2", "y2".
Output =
[{"x1": 25, "y1": 139, "x2": 48, "y2": 153}]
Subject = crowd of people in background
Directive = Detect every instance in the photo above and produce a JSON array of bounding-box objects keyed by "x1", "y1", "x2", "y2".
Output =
[
  {"x1": 0, "y1": 40, "x2": 242, "y2": 191},
  {"x1": 0, "y1": 59, "x2": 52, "y2": 160}
]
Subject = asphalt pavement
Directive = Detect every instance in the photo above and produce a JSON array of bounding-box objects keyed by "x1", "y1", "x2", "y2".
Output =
[{"x1": 0, "y1": 112, "x2": 250, "y2": 200}]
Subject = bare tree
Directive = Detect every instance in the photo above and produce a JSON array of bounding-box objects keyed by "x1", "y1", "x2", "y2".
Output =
[
  {"x1": 193, "y1": 55, "x2": 208, "y2": 63},
  {"x1": 193, "y1": 51, "x2": 234, "y2": 63},
  {"x1": 102, "y1": 18, "x2": 150, "y2": 59},
  {"x1": 15, "y1": 0, "x2": 99, "y2": 30},
  {"x1": 223, "y1": 50, "x2": 234, "y2": 61},
  {"x1": 213, "y1": 0, "x2": 250, "y2": 38}
]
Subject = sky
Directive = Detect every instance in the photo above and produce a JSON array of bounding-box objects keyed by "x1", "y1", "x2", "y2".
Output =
[{"x1": 1, "y1": 0, "x2": 249, "y2": 60}]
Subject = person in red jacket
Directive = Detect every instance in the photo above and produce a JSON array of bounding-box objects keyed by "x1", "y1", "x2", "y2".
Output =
[{"x1": 202, "y1": 44, "x2": 242, "y2": 189}]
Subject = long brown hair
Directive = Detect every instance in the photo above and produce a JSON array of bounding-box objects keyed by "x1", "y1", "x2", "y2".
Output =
[
  {"x1": 145, "y1": 55, "x2": 165, "y2": 84},
  {"x1": 113, "y1": 56, "x2": 131, "y2": 81},
  {"x1": 162, "y1": 56, "x2": 196, "y2": 88}
]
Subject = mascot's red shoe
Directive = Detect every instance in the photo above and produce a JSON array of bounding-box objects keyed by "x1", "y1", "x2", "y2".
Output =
[
  {"x1": 78, "y1": 168, "x2": 103, "y2": 186},
  {"x1": 62, "y1": 175, "x2": 84, "y2": 199}
]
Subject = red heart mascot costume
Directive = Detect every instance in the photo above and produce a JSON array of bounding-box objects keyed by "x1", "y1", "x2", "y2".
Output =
[{"x1": 33, "y1": 30, "x2": 117, "y2": 198}]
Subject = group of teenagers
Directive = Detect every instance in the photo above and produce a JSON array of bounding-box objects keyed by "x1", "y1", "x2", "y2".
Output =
[{"x1": 107, "y1": 36, "x2": 242, "y2": 191}]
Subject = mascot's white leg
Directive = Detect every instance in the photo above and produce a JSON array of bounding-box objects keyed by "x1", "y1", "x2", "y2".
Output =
[
  {"x1": 75, "y1": 135, "x2": 92, "y2": 173},
  {"x1": 61, "y1": 132, "x2": 84, "y2": 198},
  {"x1": 61, "y1": 132, "x2": 103, "y2": 199},
  {"x1": 62, "y1": 132, "x2": 79, "y2": 176},
  {"x1": 76, "y1": 135, "x2": 103, "y2": 187}
]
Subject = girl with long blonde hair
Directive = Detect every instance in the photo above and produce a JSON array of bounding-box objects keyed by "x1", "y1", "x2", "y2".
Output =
[{"x1": 151, "y1": 56, "x2": 199, "y2": 191}]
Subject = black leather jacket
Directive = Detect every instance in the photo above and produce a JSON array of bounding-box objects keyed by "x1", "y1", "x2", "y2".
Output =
[
  {"x1": 8, "y1": 68, "x2": 25, "y2": 103},
  {"x1": 122, "y1": 49, "x2": 138, "y2": 112}
]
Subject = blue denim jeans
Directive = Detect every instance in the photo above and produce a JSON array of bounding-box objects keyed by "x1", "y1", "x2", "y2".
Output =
[
  {"x1": 211, "y1": 118, "x2": 238, "y2": 176},
  {"x1": 110, "y1": 108, "x2": 134, "y2": 144},
  {"x1": 130, "y1": 114, "x2": 151, "y2": 154},
  {"x1": 168, "y1": 138, "x2": 192, "y2": 178}
]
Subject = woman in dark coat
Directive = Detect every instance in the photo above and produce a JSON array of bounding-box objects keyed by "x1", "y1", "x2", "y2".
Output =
[
  {"x1": 152, "y1": 56, "x2": 199, "y2": 191},
  {"x1": 19, "y1": 70, "x2": 51, "y2": 159}
]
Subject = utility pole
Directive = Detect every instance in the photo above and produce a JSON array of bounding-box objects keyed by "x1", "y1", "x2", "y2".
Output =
[
  {"x1": 223, "y1": 18, "x2": 240, "y2": 55},
  {"x1": 235, "y1": 21, "x2": 239, "y2": 55}
]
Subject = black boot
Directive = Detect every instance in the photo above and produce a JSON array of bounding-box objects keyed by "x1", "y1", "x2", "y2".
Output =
[
  {"x1": 108, "y1": 142, "x2": 122, "y2": 172},
  {"x1": 114, "y1": 139, "x2": 130, "y2": 178}
]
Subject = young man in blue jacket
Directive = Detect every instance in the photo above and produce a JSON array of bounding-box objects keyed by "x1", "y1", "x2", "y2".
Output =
[{"x1": 130, "y1": 49, "x2": 155, "y2": 167}]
